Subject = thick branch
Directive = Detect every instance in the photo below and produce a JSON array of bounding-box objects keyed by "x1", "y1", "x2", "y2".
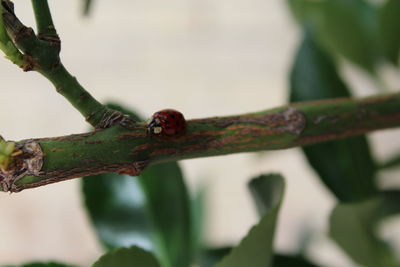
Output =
[{"x1": 1, "y1": 92, "x2": 399, "y2": 192}]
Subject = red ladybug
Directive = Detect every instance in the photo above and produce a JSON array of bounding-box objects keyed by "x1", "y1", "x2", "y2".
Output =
[{"x1": 147, "y1": 109, "x2": 186, "y2": 136}]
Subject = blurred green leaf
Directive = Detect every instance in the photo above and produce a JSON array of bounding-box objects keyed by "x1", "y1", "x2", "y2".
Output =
[
  {"x1": 248, "y1": 174, "x2": 285, "y2": 215},
  {"x1": 302, "y1": 138, "x2": 377, "y2": 202},
  {"x1": 82, "y1": 0, "x2": 93, "y2": 16},
  {"x1": 92, "y1": 246, "x2": 160, "y2": 267},
  {"x1": 290, "y1": 30, "x2": 349, "y2": 100},
  {"x1": 273, "y1": 254, "x2": 319, "y2": 267},
  {"x1": 290, "y1": 30, "x2": 378, "y2": 202},
  {"x1": 215, "y1": 175, "x2": 285, "y2": 267},
  {"x1": 198, "y1": 247, "x2": 232, "y2": 267},
  {"x1": 199, "y1": 248, "x2": 319, "y2": 267},
  {"x1": 286, "y1": 0, "x2": 323, "y2": 26},
  {"x1": 379, "y1": 0, "x2": 400, "y2": 65},
  {"x1": 83, "y1": 104, "x2": 192, "y2": 267},
  {"x1": 382, "y1": 190, "x2": 400, "y2": 217},
  {"x1": 379, "y1": 152, "x2": 400, "y2": 170},
  {"x1": 191, "y1": 187, "x2": 206, "y2": 261},
  {"x1": 82, "y1": 173, "x2": 153, "y2": 250},
  {"x1": 287, "y1": 0, "x2": 380, "y2": 73},
  {"x1": 248, "y1": 174, "x2": 318, "y2": 266},
  {"x1": 18, "y1": 263, "x2": 76, "y2": 267},
  {"x1": 139, "y1": 163, "x2": 192, "y2": 267},
  {"x1": 329, "y1": 198, "x2": 397, "y2": 267}
]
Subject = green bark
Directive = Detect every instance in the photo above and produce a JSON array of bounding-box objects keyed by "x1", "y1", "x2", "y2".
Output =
[
  {"x1": 2, "y1": 0, "x2": 117, "y2": 127},
  {"x1": 31, "y1": 0, "x2": 57, "y2": 36},
  {"x1": 39, "y1": 64, "x2": 110, "y2": 127},
  {"x1": 1, "y1": 92, "x2": 398, "y2": 192}
]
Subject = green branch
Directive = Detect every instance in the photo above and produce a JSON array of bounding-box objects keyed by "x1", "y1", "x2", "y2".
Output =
[
  {"x1": 0, "y1": 92, "x2": 399, "y2": 192},
  {"x1": 31, "y1": 0, "x2": 57, "y2": 37},
  {"x1": 0, "y1": 0, "x2": 122, "y2": 128},
  {"x1": 0, "y1": 1, "x2": 28, "y2": 69},
  {"x1": 39, "y1": 64, "x2": 114, "y2": 127}
]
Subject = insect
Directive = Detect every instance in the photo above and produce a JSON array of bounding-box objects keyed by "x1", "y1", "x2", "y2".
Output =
[{"x1": 147, "y1": 109, "x2": 186, "y2": 136}]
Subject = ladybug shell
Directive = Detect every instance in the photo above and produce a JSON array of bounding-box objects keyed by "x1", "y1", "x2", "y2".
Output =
[{"x1": 150, "y1": 109, "x2": 186, "y2": 136}]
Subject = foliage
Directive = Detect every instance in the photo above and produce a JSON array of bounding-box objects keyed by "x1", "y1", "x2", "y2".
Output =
[
  {"x1": 290, "y1": 29, "x2": 377, "y2": 202},
  {"x1": 1, "y1": 0, "x2": 400, "y2": 266},
  {"x1": 215, "y1": 174, "x2": 284, "y2": 267},
  {"x1": 92, "y1": 247, "x2": 161, "y2": 267}
]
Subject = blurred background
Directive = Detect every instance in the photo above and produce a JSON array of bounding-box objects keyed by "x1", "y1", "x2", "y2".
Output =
[{"x1": 0, "y1": 0, "x2": 399, "y2": 266}]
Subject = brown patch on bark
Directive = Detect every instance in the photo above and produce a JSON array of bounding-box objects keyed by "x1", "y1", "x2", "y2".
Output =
[
  {"x1": 50, "y1": 148, "x2": 65, "y2": 152},
  {"x1": 116, "y1": 130, "x2": 147, "y2": 139},
  {"x1": 196, "y1": 107, "x2": 306, "y2": 136},
  {"x1": 11, "y1": 160, "x2": 150, "y2": 192},
  {"x1": 21, "y1": 55, "x2": 34, "y2": 71},
  {"x1": 118, "y1": 160, "x2": 149, "y2": 176}
]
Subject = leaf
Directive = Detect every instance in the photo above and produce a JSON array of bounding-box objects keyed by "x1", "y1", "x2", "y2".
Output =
[
  {"x1": 139, "y1": 163, "x2": 192, "y2": 267},
  {"x1": 82, "y1": 173, "x2": 154, "y2": 250},
  {"x1": 382, "y1": 190, "x2": 400, "y2": 217},
  {"x1": 290, "y1": 29, "x2": 349, "y2": 101},
  {"x1": 82, "y1": 103, "x2": 192, "y2": 267},
  {"x1": 198, "y1": 247, "x2": 232, "y2": 267},
  {"x1": 92, "y1": 246, "x2": 160, "y2": 267},
  {"x1": 329, "y1": 198, "x2": 397, "y2": 267},
  {"x1": 247, "y1": 175, "x2": 319, "y2": 267},
  {"x1": 286, "y1": 0, "x2": 323, "y2": 26},
  {"x1": 82, "y1": 0, "x2": 93, "y2": 16},
  {"x1": 199, "y1": 248, "x2": 319, "y2": 267},
  {"x1": 273, "y1": 254, "x2": 319, "y2": 267},
  {"x1": 290, "y1": 30, "x2": 378, "y2": 202},
  {"x1": 19, "y1": 263, "x2": 76, "y2": 267},
  {"x1": 287, "y1": 0, "x2": 380, "y2": 73},
  {"x1": 248, "y1": 174, "x2": 285, "y2": 215},
  {"x1": 379, "y1": 0, "x2": 400, "y2": 65},
  {"x1": 215, "y1": 175, "x2": 285, "y2": 267},
  {"x1": 191, "y1": 187, "x2": 206, "y2": 261},
  {"x1": 379, "y1": 152, "x2": 400, "y2": 170}
]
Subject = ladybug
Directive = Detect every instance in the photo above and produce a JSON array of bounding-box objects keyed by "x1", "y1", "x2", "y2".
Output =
[{"x1": 147, "y1": 109, "x2": 186, "y2": 136}]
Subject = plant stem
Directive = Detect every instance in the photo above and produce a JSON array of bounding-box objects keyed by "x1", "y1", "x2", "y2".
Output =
[
  {"x1": 2, "y1": 0, "x2": 120, "y2": 128},
  {"x1": 0, "y1": 0, "x2": 28, "y2": 69},
  {"x1": 31, "y1": 0, "x2": 57, "y2": 36},
  {"x1": 39, "y1": 64, "x2": 110, "y2": 127},
  {"x1": 1, "y1": 92, "x2": 399, "y2": 192},
  {"x1": 83, "y1": 0, "x2": 93, "y2": 16}
]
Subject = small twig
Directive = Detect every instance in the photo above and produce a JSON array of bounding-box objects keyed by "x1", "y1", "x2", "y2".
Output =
[
  {"x1": 39, "y1": 64, "x2": 128, "y2": 128},
  {"x1": 0, "y1": 0, "x2": 28, "y2": 69},
  {"x1": 31, "y1": 0, "x2": 58, "y2": 38},
  {"x1": 1, "y1": 0, "x2": 122, "y2": 128}
]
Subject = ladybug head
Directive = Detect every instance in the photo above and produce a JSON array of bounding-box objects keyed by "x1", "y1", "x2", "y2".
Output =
[{"x1": 147, "y1": 117, "x2": 163, "y2": 134}]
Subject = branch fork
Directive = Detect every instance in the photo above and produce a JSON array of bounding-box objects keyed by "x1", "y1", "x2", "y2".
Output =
[{"x1": 0, "y1": 140, "x2": 43, "y2": 192}]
